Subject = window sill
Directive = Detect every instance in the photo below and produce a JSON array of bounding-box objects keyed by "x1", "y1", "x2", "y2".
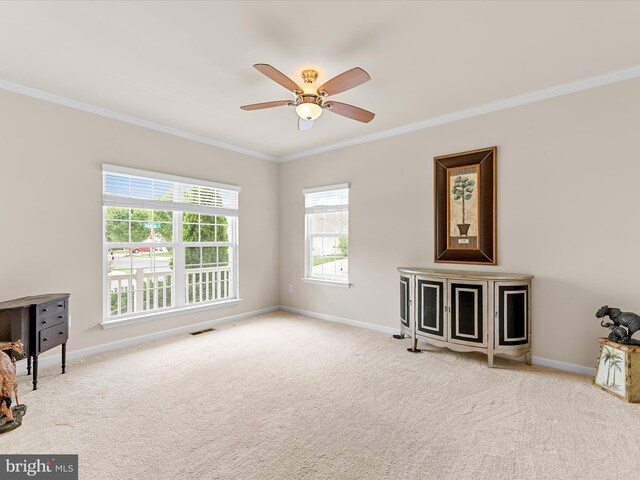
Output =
[
  {"x1": 101, "y1": 299, "x2": 241, "y2": 329},
  {"x1": 302, "y1": 278, "x2": 351, "y2": 288}
]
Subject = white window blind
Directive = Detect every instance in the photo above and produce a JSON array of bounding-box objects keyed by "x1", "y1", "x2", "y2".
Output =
[
  {"x1": 103, "y1": 164, "x2": 240, "y2": 216},
  {"x1": 304, "y1": 183, "x2": 349, "y2": 214}
]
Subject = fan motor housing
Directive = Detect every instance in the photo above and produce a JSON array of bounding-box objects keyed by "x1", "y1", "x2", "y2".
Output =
[{"x1": 296, "y1": 93, "x2": 323, "y2": 107}]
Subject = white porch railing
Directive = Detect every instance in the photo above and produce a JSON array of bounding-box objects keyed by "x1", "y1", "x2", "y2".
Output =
[{"x1": 108, "y1": 266, "x2": 232, "y2": 316}]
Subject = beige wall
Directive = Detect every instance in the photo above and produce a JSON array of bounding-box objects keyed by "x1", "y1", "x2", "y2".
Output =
[
  {"x1": 0, "y1": 90, "x2": 280, "y2": 351},
  {"x1": 279, "y1": 78, "x2": 640, "y2": 369},
  {"x1": 2, "y1": 77, "x2": 638, "y2": 370}
]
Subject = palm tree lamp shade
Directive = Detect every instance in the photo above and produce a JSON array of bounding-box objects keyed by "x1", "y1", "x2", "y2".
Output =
[
  {"x1": 593, "y1": 338, "x2": 640, "y2": 402},
  {"x1": 296, "y1": 103, "x2": 322, "y2": 121}
]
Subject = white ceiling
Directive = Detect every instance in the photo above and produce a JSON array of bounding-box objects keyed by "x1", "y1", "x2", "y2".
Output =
[{"x1": 1, "y1": 1, "x2": 639, "y2": 160}]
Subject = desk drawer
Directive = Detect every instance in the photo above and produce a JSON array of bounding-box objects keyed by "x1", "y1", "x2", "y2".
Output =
[
  {"x1": 38, "y1": 298, "x2": 67, "y2": 318},
  {"x1": 37, "y1": 311, "x2": 67, "y2": 331},
  {"x1": 39, "y1": 322, "x2": 68, "y2": 353}
]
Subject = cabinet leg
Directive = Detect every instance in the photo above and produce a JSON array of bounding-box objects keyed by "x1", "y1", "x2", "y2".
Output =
[
  {"x1": 392, "y1": 333, "x2": 405, "y2": 339},
  {"x1": 32, "y1": 356, "x2": 38, "y2": 391},
  {"x1": 488, "y1": 350, "x2": 494, "y2": 368},
  {"x1": 27, "y1": 356, "x2": 31, "y2": 375},
  {"x1": 407, "y1": 336, "x2": 421, "y2": 353},
  {"x1": 525, "y1": 352, "x2": 532, "y2": 366},
  {"x1": 62, "y1": 343, "x2": 66, "y2": 374}
]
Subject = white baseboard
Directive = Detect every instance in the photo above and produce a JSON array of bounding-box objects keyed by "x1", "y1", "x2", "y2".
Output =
[
  {"x1": 279, "y1": 305, "x2": 401, "y2": 336},
  {"x1": 280, "y1": 305, "x2": 595, "y2": 377},
  {"x1": 531, "y1": 356, "x2": 594, "y2": 376},
  {"x1": 18, "y1": 305, "x2": 595, "y2": 379},
  {"x1": 16, "y1": 306, "x2": 280, "y2": 374}
]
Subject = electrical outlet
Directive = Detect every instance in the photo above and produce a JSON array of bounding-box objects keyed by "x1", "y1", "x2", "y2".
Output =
[{"x1": 288, "y1": 284, "x2": 293, "y2": 293}]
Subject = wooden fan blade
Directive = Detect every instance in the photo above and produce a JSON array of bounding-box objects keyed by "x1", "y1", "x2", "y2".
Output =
[
  {"x1": 298, "y1": 117, "x2": 314, "y2": 131},
  {"x1": 240, "y1": 100, "x2": 292, "y2": 111},
  {"x1": 253, "y1": 64, "x2": 302, "y2": 92},
  {"x1": 317, "y1": 67, "x2": 370, "y2": 96},
  {"x1": 326, "y1": 101, "x2": 375, "y2": 123}
]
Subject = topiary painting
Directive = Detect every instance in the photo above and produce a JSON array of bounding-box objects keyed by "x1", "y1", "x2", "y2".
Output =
[{"x1": 451, "y1": 175, "x2": 475, "y2": 236}]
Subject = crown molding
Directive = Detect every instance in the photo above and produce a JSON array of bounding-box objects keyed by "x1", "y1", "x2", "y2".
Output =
[
  {"x1": 278, "y1": 64, "x2": 640, "y2": 162},
  {"x1": 2, "y1": 64, "x2": 639, "y2": 164},
  {"x1": 0, "y1": 77, "x2": 278, "y2": 162}
]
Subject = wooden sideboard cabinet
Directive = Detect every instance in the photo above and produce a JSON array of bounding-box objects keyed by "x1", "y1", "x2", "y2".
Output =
[
  {"x1": 398, "y1": 268, "x2": 532, "y2": 367},
  {"x1": 0, "y1": 293, "x2": 70, "y2": 390}
]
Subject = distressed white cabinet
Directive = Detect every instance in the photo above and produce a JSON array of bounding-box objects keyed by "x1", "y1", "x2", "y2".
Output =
[{"x1": 397, "y1": 268, "x2": 533, "y2": 367}]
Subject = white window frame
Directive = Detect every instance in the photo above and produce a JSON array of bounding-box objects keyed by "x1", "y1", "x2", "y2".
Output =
[
  {"x1": 101, "y1": 164, "x2": 240, "y2": 328},
  {"x1": 303, "y1": 183, "x2": 350, "y2": 287}
]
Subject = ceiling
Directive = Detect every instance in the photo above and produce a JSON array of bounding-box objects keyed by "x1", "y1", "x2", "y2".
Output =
[{"x1": 0, "y1": 1, "x2": 639, "y2": 160}]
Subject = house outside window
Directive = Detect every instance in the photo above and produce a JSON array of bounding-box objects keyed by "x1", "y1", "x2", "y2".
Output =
[
  {"x1": 303, "y1": 183, "x2": 349, "y2": 286},
  {"x1": 103, "y1": 164, "x2": 239, "y2": 323}
]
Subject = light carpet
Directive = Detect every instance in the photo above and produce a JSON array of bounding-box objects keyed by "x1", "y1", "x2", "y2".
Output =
[{"x1": 1, "y1": 311, "x2": 639, "y2": 479}]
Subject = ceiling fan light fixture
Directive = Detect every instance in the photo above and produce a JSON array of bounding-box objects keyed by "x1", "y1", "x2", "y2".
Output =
[
  {"x1": 241, "y1": 64, "x2": 374, "y2": 127},
  {"x1": 295, "y1": 102, "x2": 322, "y2": 120}
]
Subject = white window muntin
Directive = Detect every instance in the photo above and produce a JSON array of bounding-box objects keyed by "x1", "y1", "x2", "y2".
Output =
[{"x1": 103, "y1": 165, "x2": 240, "y2": 320}]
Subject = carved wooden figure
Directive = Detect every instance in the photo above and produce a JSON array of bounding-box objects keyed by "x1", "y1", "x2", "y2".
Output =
[{"x1": 0, "y1": 340, "x2": 23, "y2": 423}]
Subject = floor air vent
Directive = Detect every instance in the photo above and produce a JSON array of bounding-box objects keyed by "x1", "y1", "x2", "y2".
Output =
[{"x1": 190, "y1": 328, "x2": 215, "y2": 336}]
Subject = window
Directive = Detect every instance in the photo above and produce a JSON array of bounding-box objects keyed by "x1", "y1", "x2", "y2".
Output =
[
  {"x1": 103, "y1": 164, "x2": 239, "y2": 322},
  {"x1": 304, "y1": 183, "x2": 349, "y2": 285}
]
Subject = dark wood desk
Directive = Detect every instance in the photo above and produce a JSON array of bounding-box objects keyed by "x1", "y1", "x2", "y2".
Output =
[{"x1": 0, "y1": 293, "x2": 70, "y2": 390}]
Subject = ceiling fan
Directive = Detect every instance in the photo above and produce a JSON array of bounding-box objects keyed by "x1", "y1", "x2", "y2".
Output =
[{"x1": 241, "y1": 64, "x2": 375, "y2": 131}]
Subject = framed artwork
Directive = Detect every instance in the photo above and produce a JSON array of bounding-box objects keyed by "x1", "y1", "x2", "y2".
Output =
[
  {"x1": 434, "y1": 146, "x2": 496, "y2": 265},
  {"x1": 594, "y1": 342, "x2": 627, "y2": 400}
]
